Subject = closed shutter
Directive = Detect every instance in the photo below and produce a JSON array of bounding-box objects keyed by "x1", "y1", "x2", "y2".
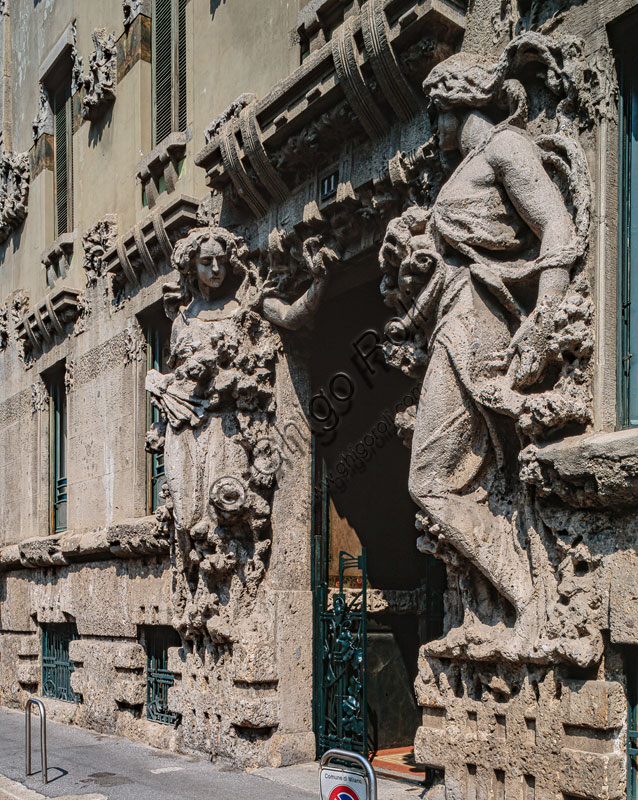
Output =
[
  {"x1": 153, "y1": 0, "x2": 174, "y2": 146},
  {"x1": 53, "y1": 85, "x2": 72, "y2": 237},
  {"x1": 177, "y1": 0, "x2": 187, "y2": 133}
]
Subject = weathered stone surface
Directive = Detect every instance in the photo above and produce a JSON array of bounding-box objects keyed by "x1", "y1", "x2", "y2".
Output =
[{"x1": 81, "y1": 30, "x2": 117, "y2": 122}]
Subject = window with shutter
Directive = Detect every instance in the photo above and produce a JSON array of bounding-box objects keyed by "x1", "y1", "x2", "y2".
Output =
[
  {"x1": 53, "y1": 83, "x2": 73, "y2": 237},
  {"x1": 152, "y1": 0, "x2": 187, "y2": 147}
]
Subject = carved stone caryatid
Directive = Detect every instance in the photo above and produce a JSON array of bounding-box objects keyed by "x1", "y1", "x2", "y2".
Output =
[
  {"x1": 380, "y1": 32, "x2": 597, "y2": 666},
  {"x1": 0, "y1": 149, "x2": 29, "y2": 242},
  {"x1": 82, "y1": 215, "x2": 117, "y2": 286},
  {"x1": 146, "y1": 227, "x2": 334, "y2": 643},
  {"x1": 81, "y1": 29, "x2": 117, "y2": 121}
]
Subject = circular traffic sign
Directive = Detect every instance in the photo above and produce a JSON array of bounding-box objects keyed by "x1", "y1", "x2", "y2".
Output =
[{"x1": 328, "y1": 787, "x2": 361, "y2": 800}]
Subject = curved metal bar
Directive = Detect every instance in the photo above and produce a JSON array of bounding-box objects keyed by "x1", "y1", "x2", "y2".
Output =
[
  {"x1": 320, "y1": 748, "x2": 377, "y2": 800},
  {"x1": 25, "y1": 698, "x2": 48, "y2": 784}
]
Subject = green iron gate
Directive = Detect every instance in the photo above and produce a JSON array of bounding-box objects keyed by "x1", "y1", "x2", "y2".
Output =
[
  {"x1": 42, "y1": 623, "x2": 80, "y2": 703},
  {"x1": 314, "y1": 547, "x2": 368, "y2": 757},
  {"x1": 629, "y1": 651, "x2": 638, "y2": 800}
]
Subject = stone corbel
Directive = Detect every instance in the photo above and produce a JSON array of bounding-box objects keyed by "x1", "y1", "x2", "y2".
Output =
[
  {"x1": 42, "y1": 232, "x2": 74, "y2": 288},
  {"x1": 136, "y1": 130, "x2": 191, "y2": 209},
  {"x1": 103, "y1": 194, "x2": 198, "y2": 289},
  {"x1": 16, "y1": 286, "x2": 83, "y2": 359}
]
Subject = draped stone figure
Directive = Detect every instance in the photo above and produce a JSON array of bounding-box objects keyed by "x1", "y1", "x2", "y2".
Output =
[
  {"x1": 380, "y1": 33, "x2": 595, "y2": 664},
  {"x1": 146, "y1": 227, "x2": 332, "y2": 643}
]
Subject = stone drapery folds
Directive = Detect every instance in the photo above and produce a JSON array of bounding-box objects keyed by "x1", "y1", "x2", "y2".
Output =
[{"x1": 380, "y1": 31, "x2": 600, "y2": 668}]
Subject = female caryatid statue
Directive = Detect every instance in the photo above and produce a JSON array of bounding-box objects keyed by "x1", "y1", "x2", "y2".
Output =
[
  {"x1": 380, "y1": 34, "x2": 595, "y2": 663},
  {"x1": 146, "y1": 227, "x2": 333, "y2": 642}
]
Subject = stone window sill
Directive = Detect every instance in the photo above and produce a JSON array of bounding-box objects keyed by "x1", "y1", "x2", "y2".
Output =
[
  {"x1": 42, "y1": 232, "x2": 74, "y2": 288},
  {"x1": 136, "y1": 129, "x2": 192, "y2": 209}
]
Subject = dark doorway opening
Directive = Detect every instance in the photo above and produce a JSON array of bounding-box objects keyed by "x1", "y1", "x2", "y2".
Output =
[{"x1": 311, "y1": 275, "x2": 445, "y2": 756}]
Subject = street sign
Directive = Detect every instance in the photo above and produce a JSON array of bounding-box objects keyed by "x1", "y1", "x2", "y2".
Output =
[
  {"x1": 319, "y1": 749, "x2": 376, "y2": 800},
  {"x1": 320, "y1": 766, "x2": 368, "y2": 800}
]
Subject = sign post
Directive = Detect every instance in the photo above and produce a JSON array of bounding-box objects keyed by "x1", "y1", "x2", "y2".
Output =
[{"x1": 319, "y1": 748, "x2": 377, "y2": 800}]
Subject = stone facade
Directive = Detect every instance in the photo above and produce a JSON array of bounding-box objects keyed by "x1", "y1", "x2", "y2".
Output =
[{"x1": 0, "y1": 0, "x2": 637, "y2": 794}]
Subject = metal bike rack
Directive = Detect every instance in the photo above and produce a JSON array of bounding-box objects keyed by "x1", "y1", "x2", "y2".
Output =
[
  {"x1": 320, "y1": 749, "x2": 377, "y2": 800},
  {"x1": 25, "y1": 698, "x2": 48, "y2": 784}
]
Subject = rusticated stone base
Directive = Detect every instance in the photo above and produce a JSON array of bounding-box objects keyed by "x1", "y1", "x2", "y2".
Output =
[{"x1": 415, "y1": 656, "x2": 626, "y2": 800}]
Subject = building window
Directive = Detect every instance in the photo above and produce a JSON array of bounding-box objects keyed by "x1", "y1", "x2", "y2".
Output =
[
  {"x1": 145, "y1": 320, "x2": 171, "y2": 512},
  {"x1": 141, "y1": 626, "x2": 180, "y2": 726},
  {"x1": 628, "y1": 649, "x2": 638, "y2": 800},
  {"x1": 152, "y1": 0, "x2": 187, "y2": 147},
  {"x1": 618, "y1": 24, "x2": 638, "y2": 427},
  {"x1": 53, "y1": 79, "x2": 73, "y2": 237},
  {"x1": 47, "y1": 368, "x2": 67, "y2": 534},
  {"x1": 42, "y1": 623, "x2": 80, "y2": 703}
]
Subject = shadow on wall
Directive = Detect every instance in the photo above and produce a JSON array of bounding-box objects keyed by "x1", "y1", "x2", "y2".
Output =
[
  {"x1": 210, "y1": 0, "x2": 228, "y2": 20},
  {"x1": 88, "y1": 105, "x2": 113, "y2": 149}
]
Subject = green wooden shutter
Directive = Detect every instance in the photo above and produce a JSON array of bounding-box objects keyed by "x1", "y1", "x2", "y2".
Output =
[
  {"x1": 53, "y1": 86, "x2": 72, "y2": 237},
  {"x1": 153, "y1": 0, "x2": 174, "y2": 146},
  {"x1": 177, "y1": 0, "x2": 187, "y2": 133}
]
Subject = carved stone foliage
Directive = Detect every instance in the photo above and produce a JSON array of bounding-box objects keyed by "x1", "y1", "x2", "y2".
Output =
[
  {"x1": 81, "y1": 29, "x2": 117, "y2": 122},
  {"x1": 145, "y1": 225, "x2": 330, "y2": 759},
  {"x1": 0, "y1": 149, "x2": 30, "y2": 243},
  {"x1": 82, "y1": 215, "x2": 117, "y2": 286},
  {"x1": 70, "y1": 20, "x2": 84, "y2": 97},
  {"x1": 122, "y1": 0, "x2": 150, "y2": 28},
  {"x1": 32, "y1": 84, "x2": 53, "y2": 141},
  {"x1": 380, "y1": 32, "x2": 604, "y2": 671},
  {"x1": 30, "y1": 378, "x2": 48, "y2": 414}
]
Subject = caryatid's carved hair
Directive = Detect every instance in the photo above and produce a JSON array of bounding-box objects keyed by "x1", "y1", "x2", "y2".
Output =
[
  {"x1": 423, "y1": 32, "x2": 581, "y2": 129},
  {"x1": 165, "y1": 226, "x2": 261, "y2": 316}
]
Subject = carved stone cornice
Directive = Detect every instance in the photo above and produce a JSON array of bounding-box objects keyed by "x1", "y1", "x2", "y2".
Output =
[
  {"x1": 16, "y1": 286, "x2": 84, "y2": 360},
  {"x1": 0, "y1": 516, "x2": 168, "y2": 571},
  {"x1": 0, "y1": 148, "x2": 30, "y2": 243},
  {"x1": 103, "y1": 194, "x2": 199, "y2": 288},
  {"x1": 195, "y1": 0, "x2": 465, "y2": 217}
]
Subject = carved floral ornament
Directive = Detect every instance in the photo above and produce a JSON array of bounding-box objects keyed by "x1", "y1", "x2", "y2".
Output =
[
  {"x1": 0, "y1": 149, "x2": 30, "y2": 243},
  {"x1": 81, "y1": 29, "x2": 117, "y2": 121}
]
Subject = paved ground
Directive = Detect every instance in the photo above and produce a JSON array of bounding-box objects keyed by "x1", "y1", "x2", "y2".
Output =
[{"x1": 0, "y1": 708, "x2": 425, "y2": 800}]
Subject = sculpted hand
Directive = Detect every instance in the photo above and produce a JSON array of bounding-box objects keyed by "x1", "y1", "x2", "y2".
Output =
[
  {"x1": 303, "y1": 236, "x2": 337, "y2": 282},
  {"x1": 506, "y1": 306, "x2": 554, "y2": 389}
]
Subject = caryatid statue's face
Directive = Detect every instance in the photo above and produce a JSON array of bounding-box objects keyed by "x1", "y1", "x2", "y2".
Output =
[{"x1": 195, "y1": 238, "x2": 227, "y2": 293}]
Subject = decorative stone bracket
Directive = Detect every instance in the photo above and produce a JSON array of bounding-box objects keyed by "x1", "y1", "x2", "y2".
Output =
[
  {"x1": 81, "y1": 29, "x2": 117, "y2": 122},
  {"x1": 103, "y1": 194, "x2": 198, "y2": 288},
  {"x1": 0, "y1": 149, "x2": 30, "y2": 243},
  {"x1": 123, "y1": 0, "x2": 151, "y2": 28},
  {"x1": 136, "y1": 129, "x2": 191, "y2": 209},
  {"x1": 16, "y1": 286, "x2": 84, "y2": 359},
  {"x1": 42, "y1": 232, "x2": 74, "y2": 288},
  {"x1": 195, "y1": 0, "x2": 465, "y2": 217}
]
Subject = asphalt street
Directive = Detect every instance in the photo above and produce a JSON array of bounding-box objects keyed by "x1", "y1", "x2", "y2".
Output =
[{"x1": 0, "y1": 708, "x2": 423, "y2": 800}]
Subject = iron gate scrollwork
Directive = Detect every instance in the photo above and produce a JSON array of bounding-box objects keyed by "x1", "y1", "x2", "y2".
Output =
[{"x1": 315, "y1": 549, "x2": 368, "y2": 757}]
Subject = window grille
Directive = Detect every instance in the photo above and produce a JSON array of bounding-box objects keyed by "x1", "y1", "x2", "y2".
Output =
[
  {"x1": 152, "y1": 0, "x2": 187, "y2": 147},
  {"x1": 48, "y1": 371, "x2": 67, "y2": 534},
  {"x1": 142, "y1": 626, "x2": 180, "y2": 726},
  {"x1": 42, "y1": 624, "x2": 80, "y2": 703},
  {"x1": 146, "y1": 322, "x2": 170, "y2": 512},
  {"x1": 619, "y1": 44, "x2": 638, "y2": 427},
  {"x1": 53, "y1": 83, "x2": 73, "y2": 237}
]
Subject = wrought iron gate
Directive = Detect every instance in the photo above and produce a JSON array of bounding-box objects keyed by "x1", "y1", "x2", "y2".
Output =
[{"x1": 314, "y1": 548, "x2": 368, "y2": 757}]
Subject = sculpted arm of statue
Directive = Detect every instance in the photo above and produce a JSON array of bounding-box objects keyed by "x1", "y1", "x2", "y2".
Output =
[
  {"x1": 261, "y1": 237, "x2": 335, "y2": 330},
  {"x1": 486, "y1": 130, "x2": 575, "y2": 386}
]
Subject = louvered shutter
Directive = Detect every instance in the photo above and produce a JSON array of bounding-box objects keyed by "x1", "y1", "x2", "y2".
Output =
[
  {"x1": 177, "y1": 0, "x2": 187, "y2": 133},
  {"x1": 153, "y1": 0, "x2": 174, "y2": 146},
  {"x1": 53, "y1": 85, "x2": 72, "y2": 237}
]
